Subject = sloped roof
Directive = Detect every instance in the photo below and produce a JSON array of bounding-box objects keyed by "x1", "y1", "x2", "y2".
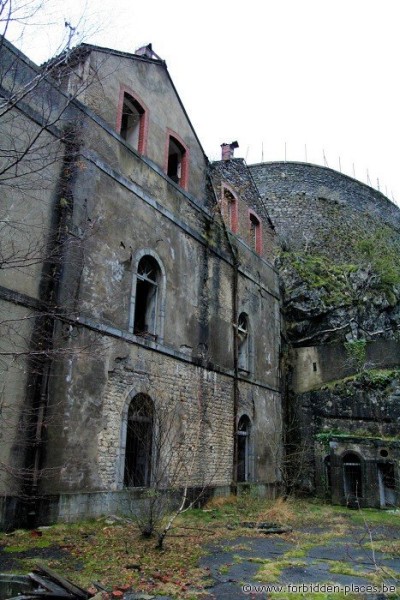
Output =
[{"x1": 44, "y1": 42, "x2": 207, "y2": 159}]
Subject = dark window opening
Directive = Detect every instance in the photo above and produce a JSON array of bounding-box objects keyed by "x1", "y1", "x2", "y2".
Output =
[
  {"x1": 249, "y1": 212, "x2": 261, "y2": 254},
  {"x1": 380, "y1": 463, "x2": 396, "y2": 489},
  {"x1": 120, "y1": 94, "x2": 145, "y2": 151},
  {"x1": 237, "y1": 415, "x2": 251, "y2": 482},
  {"x1": 343, "y1": 452, "x2": 363, "y2": 501},
  {"x1": 167, "y1": 136, "x2": 187, "y2": 187},
  {"x1": 124, "y1": 394, "x2": 153, "y2": 487},
  {"x1": 378, "y1": 463, "x2": 396, "y2": 507},
  {"x1": 313, "y1": 362, "x2": 317, "y2": 372},
  {"x1": 134, "y1": 256, "x2": 160, "y2": 337},
  {"x1": 324, "y1": 455, "x2": 332, "y2": 496},
  {"x1": 224, "y1": 188, "x2": 238, "y2": 232}
]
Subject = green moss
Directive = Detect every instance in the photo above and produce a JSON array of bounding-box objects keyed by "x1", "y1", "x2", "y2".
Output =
[
  {"x1": 3, "y1": 537, "x2": 52, "y2": 552},
  {"x1": 280, "y1": 225, "x2": 400, "y2": 308},
  {"x1": 356, "y1": 227, "x2": 400, "y2": 289},
  {"x1": 257, "y1": 558, "x2": 307, "y2": 583},
  {"x1": 344, "y1": 339, "x2": 367, "y2": 371},
  {"x1": 218, "y1": 564, "x2": 230, "y2": 574},
  {"x1": 317, "y1": 368, "x2": 400, "y2": 393},
  {"x1": 328, "y1": 560, "x2": 363, "y2": 577},
  {"x1": 317, "y1": 431, "x2": 400, "y2": 444},
  {"x1": 281, "y1": 251, "x2": 357, "y2": 306}
]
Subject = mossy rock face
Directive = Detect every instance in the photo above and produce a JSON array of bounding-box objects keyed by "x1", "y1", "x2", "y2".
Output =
[{"x1": 277, "y1": 224, "x2": 400, "y2": 344}]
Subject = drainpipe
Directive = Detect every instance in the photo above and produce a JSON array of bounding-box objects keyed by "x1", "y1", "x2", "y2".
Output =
[
  {"x1": 231, "y1": 254, "x2": 240, "y2": 489},
  {"x1": 206, "y1": 170, "x2": 240, "y2": 489}
]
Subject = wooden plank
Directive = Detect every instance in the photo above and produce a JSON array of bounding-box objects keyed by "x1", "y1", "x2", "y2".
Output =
[
  {"x1": 28, "y1": 573, "x2": 73, "y2": 597},
  {"x1": 33, "y1": 565, "x2": 88, "y2": 599},
  {"x1": 29, "y1": 593, "x2": 77, "y2": 599}
]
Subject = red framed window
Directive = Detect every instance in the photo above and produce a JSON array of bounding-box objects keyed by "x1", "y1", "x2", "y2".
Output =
[
  {"x1": 164, "y1": 130, "x2": 189, "y2": 190},
  {"x1": 222, "y1": 186, "x2": 238, "y2": 233},
  {"x1": 116, "y1": 86, "x2": 148, "y2": 154},
  {"x1": 249, "y1": 210, "x2": 262, "y2": 255}
]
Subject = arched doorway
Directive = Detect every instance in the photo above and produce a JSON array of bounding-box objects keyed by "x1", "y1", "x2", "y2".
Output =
[{"x1": 343, "y1": 452, "x2": 363, "y2": 501}]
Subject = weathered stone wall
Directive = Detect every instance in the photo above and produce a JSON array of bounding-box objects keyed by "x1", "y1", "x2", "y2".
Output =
[
  {"x1": 44, "y1": 337, "x2": 234, "y2": 492},
  {"x1": 292, "y1": 340, "x2": 400, "y2": 393},
  {"x1": 249, "y1": 160, "x2": 400, "y2": 507},
  {"x1": 211, "y1": 159, "x2": 275, "y2": 261},
  {"x1": 250, "y1": 162, "x2": 400, "y2": 246},
  {"x1": 0, "y1": 40, "x2": 72, "y2": 506},
  {"x1": 0, "y1": 301, "x2": 35, "y2": 495},
  {"x1": 0, "y1": 40, "x2": 283, "y2": 527},
  {"x1": 33, "y1": 46, "x2": 282, "y2": 514},
  {"x1": 79, "y1": 49, "x2": 208, "y2": 202},
  {"x1": 315, "y1": 435, "x2": 400, "y2": 508}
]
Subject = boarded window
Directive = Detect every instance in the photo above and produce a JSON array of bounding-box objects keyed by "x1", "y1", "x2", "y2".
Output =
[{"x1": 124, "y1": 394, "x2": 153, "y2": 487}]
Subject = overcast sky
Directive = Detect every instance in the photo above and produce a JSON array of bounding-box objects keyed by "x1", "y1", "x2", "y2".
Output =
[{"x1": 9, "y1": 0, "x2": 400, "y2": 205}]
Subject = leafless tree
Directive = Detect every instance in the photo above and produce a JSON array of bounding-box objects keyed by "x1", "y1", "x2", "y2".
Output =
[
  {"x1": 126, "y1": 392, "x2": 222, "y2": 550},
  {"x1": 0, "y1": 1, "x2": 104, "y2": 528}
]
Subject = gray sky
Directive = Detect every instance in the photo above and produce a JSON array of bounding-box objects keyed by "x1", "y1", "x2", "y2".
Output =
[{"x1": 9, "y1": 0, "x2": 400, "y2": 205}]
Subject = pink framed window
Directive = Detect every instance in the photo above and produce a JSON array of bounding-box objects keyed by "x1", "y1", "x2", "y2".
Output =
[
  {"x1": 116, "y1": 86, "x2": 148, "y2": 154},
  {"x1": 222, "y1": 185, "x2": 238, "y2": 233},
  {"x1": 164, "y1": 130, "x2": 189, "y2": 190},
  {"x1": 249, "y1": 210, "x2": 262, "y2": 255}
]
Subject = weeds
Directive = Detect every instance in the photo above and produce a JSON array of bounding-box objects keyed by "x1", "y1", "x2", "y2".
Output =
[{"x1": 0, "y1": 499, "x2": 399, "y2": 598}]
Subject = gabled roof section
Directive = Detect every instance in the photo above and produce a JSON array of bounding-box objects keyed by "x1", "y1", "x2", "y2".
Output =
[
  {"x1": 44, "y1": 42, "x2": 208, "y2": 160},
  {"x1": 211, "y1": 158, "x2": 275, "y2": 229},
  {"x1": 42, "y1": 41, "x2": 166, "y2": 70}
]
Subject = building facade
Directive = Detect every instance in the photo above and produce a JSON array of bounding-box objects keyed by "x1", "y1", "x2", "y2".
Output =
[
  {"x1": 1, "y1": 38, "x2": 400, "y2": 529},
  {"x1": 0, "y1": 40, "x2": 281, "y2": 528}
]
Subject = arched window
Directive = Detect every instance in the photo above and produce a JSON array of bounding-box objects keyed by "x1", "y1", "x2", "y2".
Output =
[
  {"x1": 343, "y1": 452, "x2": 363, "y2": 500},
  {"x1": 116, "y1": 88, "x2": 148, "y2": 154},
  {"x1": 249, "y1": 210, "x2": 262, "y2": 255},
  {"x1": 124, "y1": 394, "x2": 153, "y2": 487},
  {"x1": 237, "y1": 415, "x2": 251, "y2": 482},
  {"x1": 129, "y1": 252, "x2": 166, "y2": 341},
  {"x1": 165, "y1": 131, "x2": 189, "y2": 189},
  {"x1": 222, "y1": 186, "x2": 238, "y2": 233},
  {"x1": 238, "y1": 312, "x2": 250, "y2": 373}
]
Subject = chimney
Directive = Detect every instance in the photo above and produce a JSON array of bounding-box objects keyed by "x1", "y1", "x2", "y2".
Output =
[
  {"x1": 135, "y1": 43, "x2": 162, "y2": 61},
  {"x1": 221, "y1": 141, "x2": 239, "y2": 161}
]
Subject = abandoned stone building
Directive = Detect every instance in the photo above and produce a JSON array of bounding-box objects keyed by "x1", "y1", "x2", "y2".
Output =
[
  {"x1": 0, "y1": 39, "x2": 281, "y2": 529},
  {"x1": 0, "y1": 37, "x2": 399, "y2": 530}
]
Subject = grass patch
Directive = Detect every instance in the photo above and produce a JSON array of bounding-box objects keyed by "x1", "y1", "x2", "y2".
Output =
[
  {"x1": 1, "y1": 499, "x2": 400, "y2": 598},
  {"x1": 364, "y1": 538, "x2": 400, "y2": 556},
  {"x1": 329, "y1": 560, "x2": 364, "y2": 577},
  {"x1": 346, "y1": 507, "x2": 400, "y2": 527},
  {"x1": 257, "y1": 558, "x2": 307, "y2": 582}
]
